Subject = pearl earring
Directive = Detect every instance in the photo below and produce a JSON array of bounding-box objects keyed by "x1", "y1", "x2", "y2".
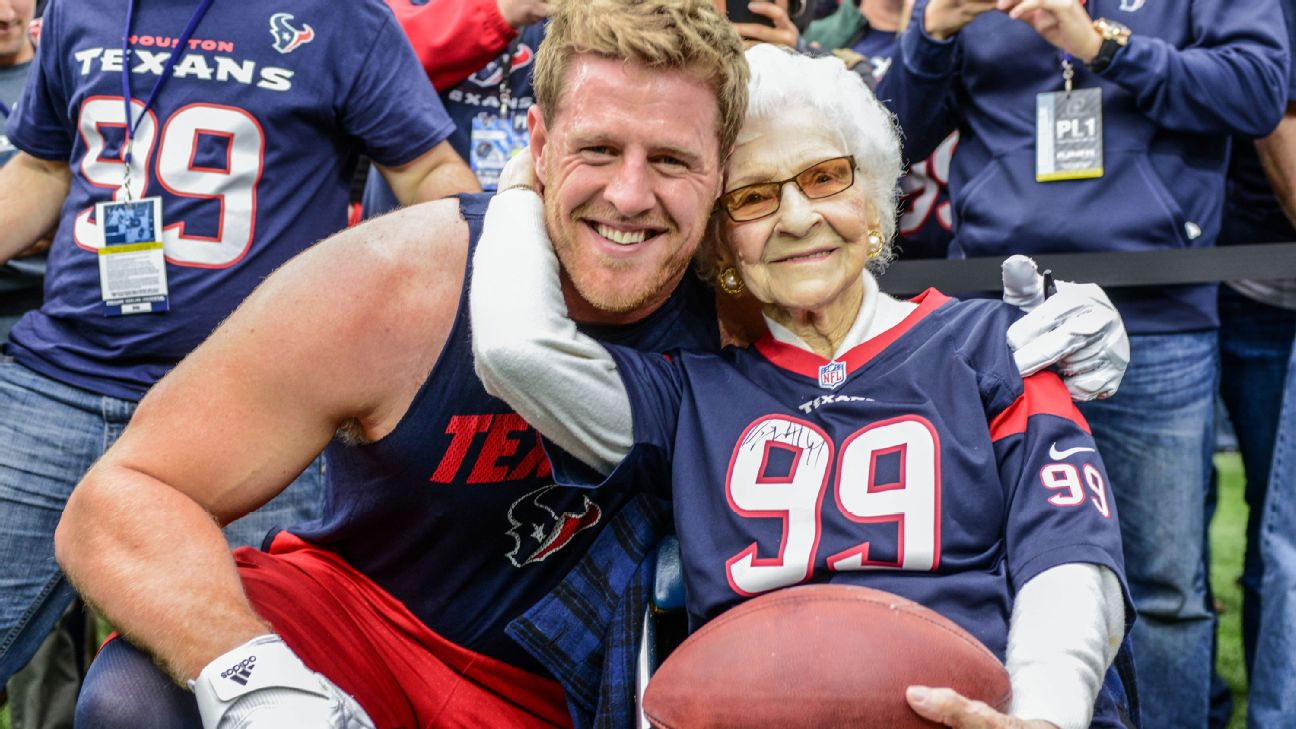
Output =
[
  {"x1": 718, "y1": 266, "x2": 744, "y2": 296},
  {"x1": 867, "y1": 230, "x2": 885, "y2": 258}
]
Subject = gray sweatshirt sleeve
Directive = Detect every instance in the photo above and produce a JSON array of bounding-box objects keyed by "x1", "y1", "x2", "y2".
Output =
[{"x1": 1007, "y1": 563, "x2": 1127, "y2": 729}]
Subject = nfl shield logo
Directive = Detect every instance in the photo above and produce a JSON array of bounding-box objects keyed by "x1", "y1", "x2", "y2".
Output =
[{"x1": 818, "y1": 361, "x2": 847, "y2": 390}]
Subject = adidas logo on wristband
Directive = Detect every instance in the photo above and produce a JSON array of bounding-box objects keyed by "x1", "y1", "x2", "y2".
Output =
[{"x1": 220, "y1": 655, "x2": 257, "y2": 685}]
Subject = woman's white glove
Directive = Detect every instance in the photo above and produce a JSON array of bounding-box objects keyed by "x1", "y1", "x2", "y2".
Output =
[
  {"x1": 191, "y1": 635, "x2": 374, "y2": 729},
  {"x1": 1001, "y1": 255, "x2": 1130, "y2": 401},
  {"x1": 498, "y1": 147, "x2": 538, "y2": 191}
]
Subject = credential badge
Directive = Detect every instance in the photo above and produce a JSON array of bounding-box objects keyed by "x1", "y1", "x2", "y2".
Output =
[{"x1": 818, "y1": 361, "x2": 847, "y2": 390}]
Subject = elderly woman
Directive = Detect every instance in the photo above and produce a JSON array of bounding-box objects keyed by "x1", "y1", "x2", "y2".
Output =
[{"x1": 472, "y1": 44, "x2": 1129, "y2": 729}]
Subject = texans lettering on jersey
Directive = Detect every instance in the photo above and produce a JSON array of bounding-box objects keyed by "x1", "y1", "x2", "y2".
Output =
[
  {"x1": 72, "y1": 38, "x2": 295, "y2": 93},
  {"x1": 549, "y1": 291, "x2": 1128, "y2": 661},
  {"x1": 3, "y1": 0, "x2": 453, "y2": 399}
]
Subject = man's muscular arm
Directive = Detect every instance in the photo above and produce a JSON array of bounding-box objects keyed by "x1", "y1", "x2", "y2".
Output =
[
  {"x1": 54, "y1": 200, "x2": 468, "y2": 682},
  {"x1": 0, "y1": 152, "x2": 69, "y2": 264}
]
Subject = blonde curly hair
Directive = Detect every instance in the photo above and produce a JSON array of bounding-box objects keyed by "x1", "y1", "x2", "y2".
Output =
[{"x1": 533, "y1": 0, "x2": 749, "y2": 154}]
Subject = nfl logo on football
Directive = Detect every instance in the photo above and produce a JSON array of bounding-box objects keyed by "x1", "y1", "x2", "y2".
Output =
[{"x1": 818, "y1": 361, "x2": 846, "y2": 390}]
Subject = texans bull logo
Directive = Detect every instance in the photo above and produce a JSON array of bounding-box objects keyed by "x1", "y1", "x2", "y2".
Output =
[
  {"x1": 269, "y1": 12, "x2": 315, "y2": 55},
  {"x1": 468, "y1": 43, "x2": 535, "y2": 88},
  {"x1": 505, "y1": 485, "x2": 602, "y2": 567}
]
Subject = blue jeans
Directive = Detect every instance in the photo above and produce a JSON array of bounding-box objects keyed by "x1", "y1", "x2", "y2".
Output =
[
  {"x1": 1217, "y1": 287, "x2": 1296, "y2": 673},
  {"x1": 0, "y1": 359, "x2": 325, "y2": 684},
  {"x1": 1079, "y1": 331, "x2": 1218, "y2": 729},
  {"x1": 1250, "y1": 338, "x2": 1296, "y2": 728}
]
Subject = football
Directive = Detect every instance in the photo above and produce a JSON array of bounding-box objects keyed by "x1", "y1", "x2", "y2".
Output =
[{"x1": 641, "y1": 584, "x2": 1011, "y2": 729}]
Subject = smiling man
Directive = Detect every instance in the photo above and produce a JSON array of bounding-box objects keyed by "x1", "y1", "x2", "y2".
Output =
[{"x1": 534, "y1": 55, "x2": 725, "y2": 319}]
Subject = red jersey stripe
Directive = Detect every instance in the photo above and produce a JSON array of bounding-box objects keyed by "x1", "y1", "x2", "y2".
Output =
[{"x1": 989, "y1": 371, "x2": 1091, "y2": 441}]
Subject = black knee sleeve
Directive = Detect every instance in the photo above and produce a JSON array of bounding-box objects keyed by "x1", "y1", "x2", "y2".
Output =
[{"x1": 75, "y1": 638, "x2": 201, "y2": 729}]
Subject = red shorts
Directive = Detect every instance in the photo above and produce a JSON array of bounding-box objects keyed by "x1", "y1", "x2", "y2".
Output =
[{"x1": 233, "y1": 532, "x2": 572, "y2": 729}]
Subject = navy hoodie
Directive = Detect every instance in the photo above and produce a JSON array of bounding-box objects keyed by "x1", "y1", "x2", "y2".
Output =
[{"x1": 880, "y1": 0, "x2": 1289, "y2": 333}]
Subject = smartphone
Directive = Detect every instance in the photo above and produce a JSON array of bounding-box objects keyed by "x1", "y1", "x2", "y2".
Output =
[{"x1": 726, "y1": 0, "x2": 776, "y2": 27}]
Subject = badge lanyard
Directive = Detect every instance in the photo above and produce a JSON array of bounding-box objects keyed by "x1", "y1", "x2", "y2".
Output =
[
  {"x1": 1036, "y1": 0, "x2": 1103, "y2": 182},
  {"x1": 96, "y1": 0, "x2": 213, "y2": 318},
  {"x1": 498, "y1": 43, "x2": 516, "y2": 122},
  {"x1": 1060, "y1": 0, "x2": 1094, "y2": 93},
  {"x1": 0, "y1": 100, "x2": 9, "y2": 119},
  {"x1": 120, "y1": 0, "x2": 215, "y2": 198}
]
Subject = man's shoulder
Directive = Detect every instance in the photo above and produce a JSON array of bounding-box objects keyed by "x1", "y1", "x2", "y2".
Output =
[
  {"x1": 366, "y1": 197, "x2": 472, "y2": 250},
  {"x1": 236, "y1": 197, "x2": 471, "y2": 439},
  {"x1": 340, "y1": 197, "x2": 472, "y2": 304},
  {"x1": 249, "y1": 197, "x2": 470, "y2": 343}
]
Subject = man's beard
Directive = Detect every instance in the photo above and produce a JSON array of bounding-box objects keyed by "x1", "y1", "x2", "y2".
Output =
[{"x1": 543, "y1": 195, "x2": 696, "y2": 315}]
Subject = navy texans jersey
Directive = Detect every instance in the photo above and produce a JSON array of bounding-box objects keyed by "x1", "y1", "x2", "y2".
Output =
[
  {"x1": 291, "y1": 193, "x2": 721, "y2": 674},
  {"x1": 552, "y1": 291, "x2": 1128, "y2": 663},
  {"x1": 3, "y1": 0, "x2": 454, "y2": 399}
]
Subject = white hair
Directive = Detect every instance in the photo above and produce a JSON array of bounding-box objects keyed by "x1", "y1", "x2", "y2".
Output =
[{"x1": 741, "y1": 44, "x2": 904, "y2": 265}]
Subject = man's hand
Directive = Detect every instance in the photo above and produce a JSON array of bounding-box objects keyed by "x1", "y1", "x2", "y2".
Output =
[
  {"x1": 497, "y1": 0, "x2": 551, "y2": 28},
  {"x1": 997, "y1": 0, "x2": 1100, "y2": 63},
  {"x1": 733, "y1": 2, "x2": 800, "y2": 48},
  {"x1": 193, "y1": 635, "x2": 375, "y2": 729},
  {"x1": 923, "y1": 0, "x2": 998, "y2": 41},
  {"x1": 907, "y1": 686, "x2": 1060, "y2": 728},
  {"x1": 1002, "y1": 255, "x2": 1129, "y2": 402}
]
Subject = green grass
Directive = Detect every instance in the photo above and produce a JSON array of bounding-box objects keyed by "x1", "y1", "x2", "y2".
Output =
[
  {"x1": 1211, "y1": 451, "x2": 1249, "y2": 729},
  {"x1": 0, "y1": 453, "x2": 1256, "y2": 729}
]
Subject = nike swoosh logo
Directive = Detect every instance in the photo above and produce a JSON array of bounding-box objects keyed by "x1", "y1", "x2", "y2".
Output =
[{"x1": 1050, "y1": 443, "x2": 1097, "y2": 460}]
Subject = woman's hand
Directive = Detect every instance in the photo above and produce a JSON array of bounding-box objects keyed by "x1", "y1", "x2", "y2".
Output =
[
  {"x1": 907, "y1": 686, "x2": 1060, "y2": 729},
  {"x1": 498, "y1": 148, "x2": 539, "y2": 193}
]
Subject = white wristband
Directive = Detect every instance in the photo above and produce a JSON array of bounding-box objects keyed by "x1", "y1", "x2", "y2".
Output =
[{"x1": 191, "y1": 634, "x2": 374, "y2": 729}]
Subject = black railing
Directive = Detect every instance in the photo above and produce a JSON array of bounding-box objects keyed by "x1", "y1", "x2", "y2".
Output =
[{"x1": 876, "y1": 243, "x2": 1296, "y2": 294}]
